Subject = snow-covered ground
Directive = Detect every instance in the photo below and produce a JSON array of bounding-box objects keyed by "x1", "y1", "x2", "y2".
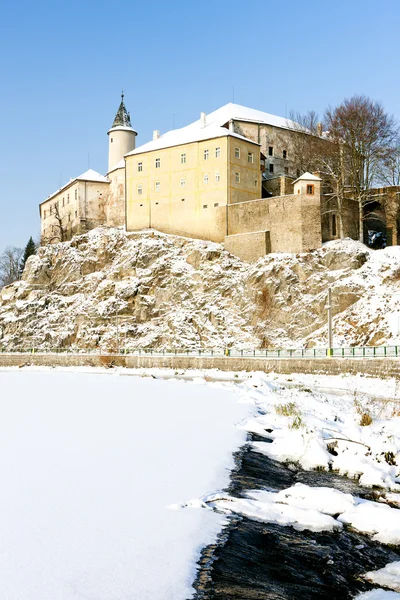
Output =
[
  {"x1": 3, "y1": 365, "x2": 400, "y2": 598},
  {"x1": 0, "y1": 369, "x2": 252, "y2": 600}
]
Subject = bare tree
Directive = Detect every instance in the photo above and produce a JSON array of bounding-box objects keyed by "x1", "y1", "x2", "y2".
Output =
[
  {"x1": 287, "y1": 110, "x2": 324, "y2": 173},
  {"x1": 325, "y1": 95, "x2": 398, "y2": 243},
  {"x1": 53, "y1": 201, "x2": 67, "y2": 242},
  {"x1": 0, "y1": 247, "x2": 23, "y2": 287},
  {"x1": 288, "y1": 111, "x2": 350, "y2": 238},
  {"x1": 377, "y1": 140, "x2": 400, "y2": 187}
]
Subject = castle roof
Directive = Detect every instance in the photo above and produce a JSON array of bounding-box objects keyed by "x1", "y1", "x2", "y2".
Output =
[
  {"x1": 293, "y1": 172, "x2": 322, "y2": 184},
  {"x1": 126, "y1": 102, "x2": 301, "y2": 158},
  {"x1": 41, "y1": 169, "x2": 109, "y2": 205},
  {"x1": 206, "y1": 102, "x2": 298, "y2": 130},
  {"x1": 126, "y1": 118, "x2": 259, "y2": 157},
  {"x1": 110, "y1": 93, "x2": 134, "y2": 130}
]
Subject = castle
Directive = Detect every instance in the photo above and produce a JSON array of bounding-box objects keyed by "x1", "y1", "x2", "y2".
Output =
[{"x1": 39, "y1": 95, "x2": 399, "y2": 260}]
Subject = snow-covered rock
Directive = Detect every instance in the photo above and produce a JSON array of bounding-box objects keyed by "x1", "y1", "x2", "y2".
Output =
[{"x1": 1, "y1": 227, "x2": 400, "y2": 350}]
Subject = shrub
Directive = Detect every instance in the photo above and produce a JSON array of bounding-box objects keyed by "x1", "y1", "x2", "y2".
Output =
[
  {"x1": 360, "y1": 412, "x2": 373, "y2": 426},
  {"x1": 275, "y1": 401, "x2": 304, "y2": 429}
]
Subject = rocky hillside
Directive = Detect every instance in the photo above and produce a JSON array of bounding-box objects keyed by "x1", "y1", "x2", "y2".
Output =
[{"x1": 0, "y1": 227, "x2": 399, "y2": 351}]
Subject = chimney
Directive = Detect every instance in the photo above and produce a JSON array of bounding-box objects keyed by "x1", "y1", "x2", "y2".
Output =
[
  {"x1": 317, "y1": 122, "x2": 323, "y2": 137},
  {"x1": 153, "y1": 130, "x2": 160, "y2": 140},
  {"x1": 200, "y1": 112, "x2": 207, "y2": 128},
  {"x1": 229, "y1": 119, "x2": 235, "y2": 132}
]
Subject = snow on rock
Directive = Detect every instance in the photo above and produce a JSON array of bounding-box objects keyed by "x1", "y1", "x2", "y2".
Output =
[
  {"x1": 356, "y1": 591, "x2": 400, "y2": 599},
  {"x1": 235, "y1": 373, "x2": 400, "y2": 490},
  {"x1": 204, "y1": 487, "x2": 342, "y2": 533},
  {"x1": 363, "y1": 562, "x2": 400, "y2": 592},
  {"x1": 197, "y1": 483, "x2": 400, "y2": 544},
  {"x1": 1, "y1": 227, "x2": 400, "y2": 350},
  {"x1": 339, "y1": 500, "x2": 400, "y2": 544}
]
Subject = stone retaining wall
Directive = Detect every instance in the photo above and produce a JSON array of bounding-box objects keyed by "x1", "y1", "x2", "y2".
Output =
[{"x1": 1, "y1": 354, "x2": 400, "y2": 378}]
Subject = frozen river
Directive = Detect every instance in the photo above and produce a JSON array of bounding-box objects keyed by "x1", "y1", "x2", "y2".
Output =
[{"x1": 0, "y1": 369, "x2": 251, "y2": 600}]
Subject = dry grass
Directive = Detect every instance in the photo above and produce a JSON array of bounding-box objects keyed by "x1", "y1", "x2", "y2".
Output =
[
  {"x1": 360, "y1": 412, "x2": 373, "y2": 427},
  {"x1": 99, "y1": 355, "x2": 116, "y2": 368},
  {"x1": 275, "y1": 401, "x2": 304, "y2": 429}
]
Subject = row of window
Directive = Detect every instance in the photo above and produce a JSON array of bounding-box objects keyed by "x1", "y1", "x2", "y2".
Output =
[
  {"x1": 138, "y1": 200, "x2": 221, "y2": 209},
  {"x1": 268, "y1": 146, "x2": 288, "y2": 159},
  {"x1": 136, "y1": 148, "x2": 255, "y2": 172},
  {"x1": 137, "y1": 171, "x2": 258, "y2": 194},
  {"x1": 42, "y1": 189, "x2": 79, "y2": 218},
  {"x1": 43, "y1": 210, "x2": 78, "y2": 220}
]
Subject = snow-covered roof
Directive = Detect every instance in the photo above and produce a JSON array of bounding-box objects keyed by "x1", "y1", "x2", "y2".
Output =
[
  {"x1": 107, "y1": 159, "x2": 125, "y2": 174},
  {"x1": 206, "y1": 102, "x2": 298, "y2": 130},
  {"x1": 76, "y1": 169, "x2": 110, "y2": 183},
  {"x1": 293, "y1": 172, "x2": 322, "y2": 184},
  {"x1": 42, "y1": 169, "x2": 110, "y2": 204},
  {"x1": 126, "y1": 116, "x2": 260, "y2": 158},
  {"x1": 126, "y1": 102, "x2": 299, "y2": 158}
]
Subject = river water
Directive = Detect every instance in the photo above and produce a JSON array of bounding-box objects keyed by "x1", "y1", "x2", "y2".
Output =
[{"x1": 193, "y1": 434, "x2": 400, "y2": 600}]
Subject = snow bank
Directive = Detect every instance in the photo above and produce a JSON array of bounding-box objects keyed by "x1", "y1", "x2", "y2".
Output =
[
  {"x1": 356, "y1": 591, "x2": 400, "y2": 599},
  {"x1": 0, "y1": 370, "x2": 252, "y2": 600},
  {"x1": 363, "y1": 561, "x2": 400, "y2": 592},
  {"x1": 236, "y1": 373, "x2": 400, "y2": 491}
]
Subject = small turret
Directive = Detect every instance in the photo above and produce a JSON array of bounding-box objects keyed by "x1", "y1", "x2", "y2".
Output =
[
  {"x1": 293, "y1": 172, "x2": 322, "y2": 196},
  {"x1": 107, "y1": 92, "x2": 137, "y2": 172}
]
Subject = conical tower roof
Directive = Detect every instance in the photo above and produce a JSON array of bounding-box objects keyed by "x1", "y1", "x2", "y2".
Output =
[{"x1": 111, "y1": 92, "x2": 133, "y2": 129}]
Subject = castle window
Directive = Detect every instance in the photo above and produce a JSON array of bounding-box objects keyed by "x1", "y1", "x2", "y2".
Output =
[
  {"x1": 203, "y1": 149, "x2": 209, "y2": 160},
  {"x1": 140, "y1": 204, "x2": 143, "y2": 207},
  {"x1": 215, "y1": 170, "x2": 220, "y2": 183},
  {"x1": 306, "y1": 184, "x2": 314, "y2": 195},
  {"x1": 254, "y1": 179, "x2": 258, "y2": 186},
  {"x1": 68, "y1": 214, "x2": 71, "y2": 222},
  {"x1": 67, "y1": 194, "x2": 70, "y2": 202},
  {"x1": 111, "y1": 138, "x2": 113, "y2": 143},
  {"x1": 50, "y1": 205, "x2": 53, "y2": 215},
  {"x1": 285, "y1": 167, "x2": 289, "y2": 174},
  {"x1": 138, "y1": 162, "x2": 143, "y2": 172},
  {"x1": 138, "y1": 184, "x2": 143, "y2": 195},
  {"x1": 62, "y1": 198, "x2": 65, "y2": 207},
  {"x1": 155, "y1": 158, "x2": 160, "y2": 168},
  {"x1": 203, "y1": 173, "x2": 209, "y2": 185},
  {"x1": 44, "y1": 210, "x2": 47, "y2": 218},
  {"x1": 235, "y1": 171, "x2": 240, "y2": 183},
  {"x1": 332, "y1": 214, "x2": 337, "y2": 236},
  {"x1": 215, "y1": 147, "x2": 220, "y2": 158},
  {"x1": 203, "y1": 205, "x2": 208, "y2": 209},
  {"x1": 247, "y1": 152, "x2": 254, "y2": 164},
  {"x1": 155, "y1": 202, "x2": 159, "y2": 205},
  {"x1": 283, "y1": 149, "x2": 287, "y2": 159},
  {"x1": 75, "y1": 210, "x2": 78, "y2": 218},
  {"x1": 269, "y1": 146, "x2": 273, "y2": 156},
  {"x1": 181, "y1": 198, "x2": 185, "y2": 202},
  {"x1": 214, "y1": 203, "x2": 219, "y2": 207},
  {"x1": 74, "y1": 190, "x2": 77, "y2": 200},
  {"x1": 180, "y1": 177, "x2": 186, "y2": 189},
  {"x1": 181, "y1": 153, "x2": 186, "y2": 164},
  {"x1": 269, "y1": 164, "x2": 274, "y2": 173},
  {"x1": 235, "y1": 147, "x2": 240, "y2": 159},
  {"x1": 155, "y1": 181, "x2": 160, "y2": 192}
]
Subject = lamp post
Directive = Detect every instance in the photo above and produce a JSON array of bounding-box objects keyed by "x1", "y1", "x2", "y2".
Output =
[{"x1": 327, "y1": 288, "x2": 333, "y2": 356}]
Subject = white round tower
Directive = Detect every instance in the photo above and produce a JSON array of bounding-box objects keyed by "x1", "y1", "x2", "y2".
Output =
[{"x1": 107, "y1": 92, "x2": 137, "y2": 172}]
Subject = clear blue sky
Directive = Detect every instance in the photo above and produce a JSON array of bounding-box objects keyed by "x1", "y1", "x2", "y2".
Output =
[{"x1": 0, "y1": 0, "x2": 399, "y2": 250}]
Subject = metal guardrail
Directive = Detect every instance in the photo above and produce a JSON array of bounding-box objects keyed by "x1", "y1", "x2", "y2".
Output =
[{"x1": 0, "y1": 346, "x2": 399, "y2": 358}]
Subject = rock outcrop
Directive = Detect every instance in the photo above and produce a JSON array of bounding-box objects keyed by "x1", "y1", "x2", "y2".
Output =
[{"x1": 0, "y1": 227, "x2": 399, "y2": 351}]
